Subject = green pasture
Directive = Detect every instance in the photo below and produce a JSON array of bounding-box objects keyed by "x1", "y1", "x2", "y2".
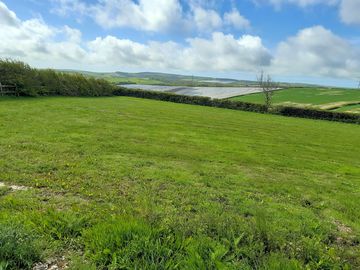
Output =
[
  {"x1": 0, "y1": 97, "x2": 359, "y2": 269},
  {"x1": 230, "y1": 88, "x2": 360, "y2": 112}
]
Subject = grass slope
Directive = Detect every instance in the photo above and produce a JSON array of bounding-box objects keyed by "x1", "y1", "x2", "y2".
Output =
[
  {"x1": 231, "y1": 88, "x2": 360, "y2": 111},
  {"x1": 0, "y1": 97, "x2": 359, "y2": 269}
]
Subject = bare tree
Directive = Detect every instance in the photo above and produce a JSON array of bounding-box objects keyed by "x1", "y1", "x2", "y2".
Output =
[{"x1": 257, "y1": 71, "x2": 277, "y2": 110}]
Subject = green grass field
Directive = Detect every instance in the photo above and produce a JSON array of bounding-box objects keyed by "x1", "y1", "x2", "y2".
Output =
[
  {"x1": 335, "y1": 104, "x2": 360, "y2": 114},
  {"x1": 230, "y1": 88, "x2": 360, "y2": 112},
  {"x1": 0, "y1": 97, "x2": 359, "y2": 269}
]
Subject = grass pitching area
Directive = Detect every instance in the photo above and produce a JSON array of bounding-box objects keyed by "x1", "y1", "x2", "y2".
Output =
[
  {"x1": 0, "y1": 96, "x2": 359, "y2": 269},
  {"x1": 230, "y1": 88, "x2": 360, "y2": 113}
]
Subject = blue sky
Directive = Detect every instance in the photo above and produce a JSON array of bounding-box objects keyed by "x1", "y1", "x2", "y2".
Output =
[{"x1": 1, "y1": 0, "x2": 360, "y2": 87}]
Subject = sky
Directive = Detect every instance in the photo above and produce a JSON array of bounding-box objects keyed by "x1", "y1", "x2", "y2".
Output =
[{"x1": 1, "y1": 0, "x2": 360, "y2": 87}]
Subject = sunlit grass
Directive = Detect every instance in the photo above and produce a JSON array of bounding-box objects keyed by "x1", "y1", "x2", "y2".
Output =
[{"x1": 0, "y1": 96, "x2": 359, "y2": 269}]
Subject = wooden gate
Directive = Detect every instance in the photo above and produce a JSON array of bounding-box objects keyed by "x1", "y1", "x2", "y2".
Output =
[{"x1": 0, "y1": 82, "x2": 19, "y2": 96}]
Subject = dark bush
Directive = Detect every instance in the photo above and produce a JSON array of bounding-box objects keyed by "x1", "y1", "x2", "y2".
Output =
[
  {"x1": 275, "y1": 106, "x2": 360, "y2": 124},
  {"x1": 0, "y1": 59, "x2": 114, "y2": 97}
]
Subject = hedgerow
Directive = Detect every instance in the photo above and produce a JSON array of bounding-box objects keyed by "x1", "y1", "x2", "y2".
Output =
[
  {"x1": 0, "y1": 59, "x2": 113, "y2": 97},
  {"x1": 274, "y1": 106, "x2": 360, "y2": 124}
]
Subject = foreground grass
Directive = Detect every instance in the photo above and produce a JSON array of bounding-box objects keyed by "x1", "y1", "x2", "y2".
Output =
[
  {"x1": 230, "y1": 88, "x2": 360, "y2": 112},
  {"x1": 0, "y1": 96, "x2": 359, "y2": 269}
]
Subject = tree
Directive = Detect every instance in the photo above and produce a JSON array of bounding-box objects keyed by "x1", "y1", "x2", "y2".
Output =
[{"x1": 257, "y1": 71, "x2": 277, "y2": 111}]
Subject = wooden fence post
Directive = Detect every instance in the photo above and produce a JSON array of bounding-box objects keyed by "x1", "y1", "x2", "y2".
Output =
[{"x1": 0, "y1": 82, "x2": 3, "y2": 96}]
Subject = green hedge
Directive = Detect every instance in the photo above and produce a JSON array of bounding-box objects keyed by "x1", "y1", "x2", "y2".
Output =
[
  {"x1": 275, "y1": 106, "x2": 360, "y2": 124},
  {"x1": 113, "y1": 87, "x2": 268, "y2": 113},
  {"x1": 0, "y1": 59, "x2": 113, "y2": 97},
  {"x1": 113, "y1": 87, "x2": 360, "y2": 124}
]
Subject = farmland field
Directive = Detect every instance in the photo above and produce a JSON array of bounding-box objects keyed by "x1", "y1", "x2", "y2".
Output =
[
  {"x1": 230, "y1": 88, "x2": 360, "y2": 112},
  {"x1": 0, "y1": 97, "x2": 359, "y2": 269},
  {"x1": 121, "y1": 84, "x2": 265, "y2": 99},
  {"x1": 335, "y1": 104, "x2": 360, "y2": 114}
]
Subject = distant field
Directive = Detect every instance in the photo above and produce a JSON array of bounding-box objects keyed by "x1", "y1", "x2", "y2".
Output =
[
  {"x1": 230, "y1": 87, "x2": 360, "y2": 113},
  {"x1": 0, "y1": 97, "x2": 359, "y2": 269},
  {"x1": 121, "y1": 84, "x2": 264, "y2": 99},
  {"x1": 335, "y1": 104, "x2": 360, "y2": 113}
]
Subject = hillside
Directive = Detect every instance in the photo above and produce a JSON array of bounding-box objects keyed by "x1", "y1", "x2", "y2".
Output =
[
  {"x1": 59, "y1": 69, "x2": 319, "y2": 88},
  {"x1": 0, "y1": 96, "x2": 359, "y2": 269}
]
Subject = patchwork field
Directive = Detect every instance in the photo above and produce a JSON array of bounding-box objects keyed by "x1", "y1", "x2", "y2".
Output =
[
  {"x1": 0, "y1": 97, "x2": 359, "y2": 269},
  {"x1": 230, "y1": 88, "x2": 360, "y2": 113},
  {"x1": 121, "y1": 84, "x2": 264, "y2": 99}
]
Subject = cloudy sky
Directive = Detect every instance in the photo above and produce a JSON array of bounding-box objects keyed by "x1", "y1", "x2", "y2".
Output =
[{"x1": 1, "y1": 0, "x2": 360, "y2": 87}]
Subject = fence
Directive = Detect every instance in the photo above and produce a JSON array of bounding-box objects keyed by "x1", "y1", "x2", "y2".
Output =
[{"x1": 0, "y1": 82, "x2": 19, "y2": 96}]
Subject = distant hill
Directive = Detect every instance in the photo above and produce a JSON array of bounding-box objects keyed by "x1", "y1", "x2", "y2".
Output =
[{"x1": 58, "y1": 69, "x2": 321, "y2": 88}]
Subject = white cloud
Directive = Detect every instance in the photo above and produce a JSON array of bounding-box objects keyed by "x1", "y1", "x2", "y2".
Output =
[
  {"x1": 183, "y1": 33, "x2": 270, "y2": 71},
  {"x1": 192, "y1": 6, "x2": 223, "y2": 32},
  {"x1": 2, "y1": 1, "x2": 360, "y2": 81},
  {"x1": 0, "y1": 1, "x2": 19, "y2": 26},
  {"x1": 340, "y1": 0, "x2": 360, "y2": 25},
  {"x1": 51, "y1": 0, "x2": 87, "y2": 17},
  {"x1": 0, "y1": 1, "x2": 268, "y2": 72},
  {"x1": 224, "y1": 9, "x2": 251, "y2": 30},
  {"x1": 0, "y1": 1, "x2": 86, "y2": 67},
  {"x1": 87, "y1": 37, "x2": 183, "y2": 69},
  {"x1": 91, "y1": 0, "x2": 186, "y2": 32},
  {"x1": 52, "y1": 0, "x2": 250, "y2": 33},
  {"x1": 273, "y1": 26, "x2": 360, "y2": 78},
  {"x1": 87, "y1": 32, "x2": 271, "y2": 72},
  {"x1": 191, "y1": 5, "x2": 250, "y2": 32}
]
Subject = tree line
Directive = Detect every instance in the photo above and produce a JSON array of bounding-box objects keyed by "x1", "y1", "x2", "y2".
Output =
[{"x1": 0, "y1": 59, "x2": 114, "y2": 96}]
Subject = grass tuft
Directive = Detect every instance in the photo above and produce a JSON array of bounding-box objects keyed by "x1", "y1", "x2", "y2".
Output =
[{"x1": 0, "y1": 221, "x2": 43, "y2": 270}]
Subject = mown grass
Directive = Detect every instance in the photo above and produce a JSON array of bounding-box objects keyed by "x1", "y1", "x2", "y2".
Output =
[
  {"x1": 0, "y1": 96, "x2": 359, "y2": 269},
  {"x1": 230, "y1": 88, "x2": 360, "y2": 110}
]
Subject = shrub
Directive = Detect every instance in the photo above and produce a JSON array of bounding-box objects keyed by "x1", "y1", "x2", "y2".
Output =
[
  {"x1": 0, "y1": 59, "x2": 114, "y2": 97},
  {"x1": 275, "y1": 106, "x2": 360, "y2": 124}
]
